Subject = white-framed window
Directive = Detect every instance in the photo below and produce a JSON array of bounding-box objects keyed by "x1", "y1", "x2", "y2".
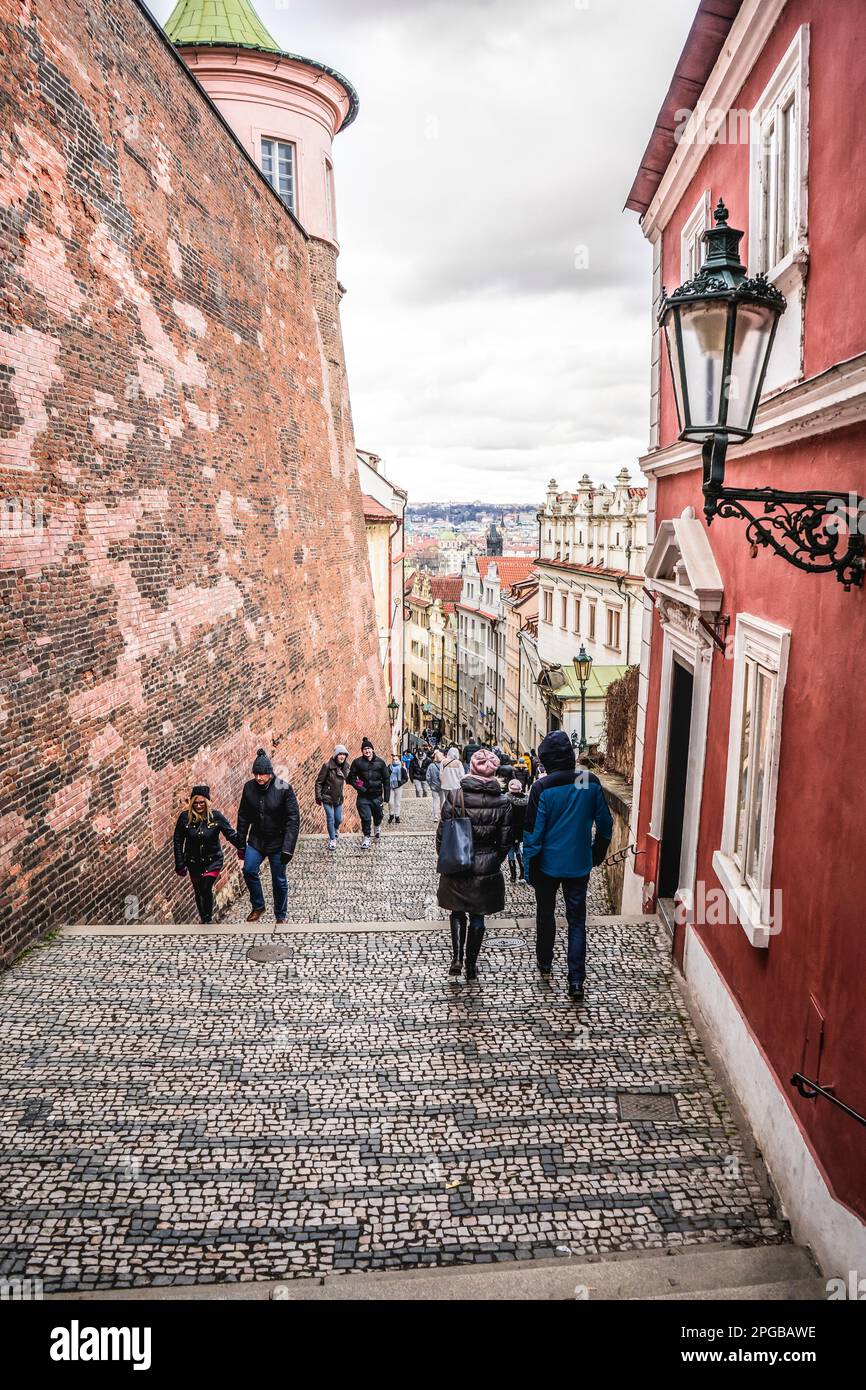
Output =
[
  {"x1": 542, "y1": 590, "x2": 553, "y2": 625},
  {"x1": 680, "y1": 190, "x2": 711, "y2": 282},
  {"x1": 713, "y1": 614, "x2": 790, "y2": 948},
  {"x1": 261, "y1": 138, "x2": 297, "y2": 213},
  {"x1": 587, "y1": 601, "x2": 596, "y2": 641},
  {"x1": 573, "y1": 597, "x2": 581, "y2": 636},
  {"x1": 606, "y1": 607, "x2": 621, "y2": 651},
  {"x1": 324, "y1": 157, "x2": 336, "y2": 239},
  {"x1": 560, "y1": 593, "x2": 568, "y2": 629},
  {"x1": 749, "y1": 25, "x2": 809, "y2": 280}
]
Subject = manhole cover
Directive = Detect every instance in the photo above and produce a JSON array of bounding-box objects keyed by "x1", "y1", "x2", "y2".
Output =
[
  {"x1": 617, "y1": 1093, "x2": 679, "y2": 1122},
  {"x1": 246, "y1": 946, "x2": 293, "y2": 963}
]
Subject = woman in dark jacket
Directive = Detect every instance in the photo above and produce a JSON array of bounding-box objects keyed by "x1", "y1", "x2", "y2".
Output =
[
  {"x1": 315, "y1": 744, "x2": 349, "y2": 851},
  {"x1": 173, "y1": 785, "x2": 240, "y2": 924},
  {"x1": 436, "y1": 748, "x2": 512, "y2": 981}
]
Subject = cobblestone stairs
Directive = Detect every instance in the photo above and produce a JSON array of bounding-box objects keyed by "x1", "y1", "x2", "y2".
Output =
[
  {"x1": 221, "y1": 786, "x2": 612, "y2": 925},
  {"x1": 0, "y1": 790, "x2": 822, "y2": 1301}
]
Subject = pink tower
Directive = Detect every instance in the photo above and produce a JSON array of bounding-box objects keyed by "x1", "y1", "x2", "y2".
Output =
[{"x1": 164, "y1": 0, "x2": 359, "y2": 249}]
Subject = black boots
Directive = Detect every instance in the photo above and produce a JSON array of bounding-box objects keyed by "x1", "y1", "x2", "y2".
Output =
[
  {"x1": 449, "y1": 913, "x2": 467, "y2": 975},
  {"x1": 449, "y1": 916, "x2": 485, "y2": 980},
  {"x1": 465, "y1": 924, "x2": 485, "y2": 981},
  {"x1": 509, "y1": 858, "x2": 517, "y2": 883}
]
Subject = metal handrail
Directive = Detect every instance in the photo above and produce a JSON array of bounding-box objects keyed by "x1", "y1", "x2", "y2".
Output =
[
  {"x1": 790, "y1": 1073, "x2": 866, "y2": 1128},
  {"x1": 602, "y1": 843, "x2": 645, "y2": 868}
]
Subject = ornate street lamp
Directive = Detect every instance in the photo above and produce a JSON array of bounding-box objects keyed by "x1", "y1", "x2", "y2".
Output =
[
  {"x1": 573, "y1": 645, "x2": 593, "y2": 753},
  {"x1": 387, "y1": 697, "x2": 400, "y2": 727},
  {"x1": 659, "y1": 198, "x2": 865, "y2": 590}
]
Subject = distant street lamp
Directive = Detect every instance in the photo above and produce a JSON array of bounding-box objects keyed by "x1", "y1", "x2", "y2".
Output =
[
  {"x1": 484, "y1": 706, "x2": 496, "y2": 745},
  {"x1": 573, "y1": 645, "x2": 593, "y2": 754},
  {"x1": 659, "y1": 197, "x2": 865, "y2": 589}
]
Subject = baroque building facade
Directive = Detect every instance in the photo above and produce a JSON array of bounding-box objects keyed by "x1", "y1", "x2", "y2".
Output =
[{"x1": 535, "y1": 470, "x2": 647, "y2": 746}]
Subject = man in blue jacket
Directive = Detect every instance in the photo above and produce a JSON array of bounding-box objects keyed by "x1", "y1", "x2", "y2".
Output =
[{"x1": 522, "y1": 730, "x2": 613, "y2": 1001}]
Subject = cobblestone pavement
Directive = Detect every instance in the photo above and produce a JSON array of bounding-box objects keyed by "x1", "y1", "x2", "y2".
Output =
[
  {"x1": 0, "y1": 913, "x2": 786, "y2": 1293},
  {"x1": 222, "y1": 789, "x2": 612, "y2": 924}
]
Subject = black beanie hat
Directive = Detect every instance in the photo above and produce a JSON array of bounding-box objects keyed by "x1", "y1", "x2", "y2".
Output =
[
  {"x1": 361, "y1": 736, "x2": 374, "y2": 751},
  {"x1": 252, "y1": 748, "x2": 274, "y2": 775},
  {"x1": 538, "y1": 730, "x2": 576, "y2": 774},
  {"x1": 191, "y1": 785, "x2": 211, "y2": 800}
]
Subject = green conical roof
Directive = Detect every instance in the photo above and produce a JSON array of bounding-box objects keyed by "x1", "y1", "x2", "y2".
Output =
[{"x1": 164, "y1": 0, "x2": 281, "y2": 53}]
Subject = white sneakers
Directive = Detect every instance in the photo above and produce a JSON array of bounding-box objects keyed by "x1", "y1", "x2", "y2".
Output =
[
  {"x1": 361, "y1": 836, "x2": 371, "y2": 850},
  {"x1": 328, "y1": 840, "x2": 337, "y2": 852}
]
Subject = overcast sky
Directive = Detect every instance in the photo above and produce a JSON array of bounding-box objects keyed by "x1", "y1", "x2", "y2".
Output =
[{"x1": 150, "y1": 0, "x2": 698, "y2": 502}]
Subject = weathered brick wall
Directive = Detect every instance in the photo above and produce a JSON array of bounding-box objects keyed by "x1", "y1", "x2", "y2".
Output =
[{"x1": 0, "y1": 0, "x2": 390, "y2": 957}]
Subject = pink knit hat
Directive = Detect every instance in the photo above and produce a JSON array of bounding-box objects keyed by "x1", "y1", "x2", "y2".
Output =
[{"x1": 470, "y1": 748, "x2": 501, "y2": 779}]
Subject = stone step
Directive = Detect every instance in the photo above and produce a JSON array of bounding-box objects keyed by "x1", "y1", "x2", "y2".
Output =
[
  {"x1": 269, "y1": 1242, "x2": 821, "y2": 1301},
  {"x1": 53, "y1": 1243, "x2": 823, "y2": 1302},
  {"x1": 648, "y1": 1280, "x2": 823, "y2": 1301}
]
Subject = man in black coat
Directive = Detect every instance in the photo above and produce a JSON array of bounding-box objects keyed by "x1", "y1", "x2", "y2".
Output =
[
  {"x1": 347, "y1": 738, "x2": 391, "y2": 848},
  {"x1": 409, "y1": 748, "x2": 431, "y2": 797},
  {"x1": 236, "y1": 749, "x2": 300, "y2": 924}
]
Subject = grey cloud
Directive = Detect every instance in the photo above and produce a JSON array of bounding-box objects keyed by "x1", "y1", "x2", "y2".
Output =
[{"x1": 151, "y1": 0, "x2": 698, "y2": 502}]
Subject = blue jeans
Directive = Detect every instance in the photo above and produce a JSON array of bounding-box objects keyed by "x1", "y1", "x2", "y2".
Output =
[
  {"x1": 324, "y1": 803, "x2": 344, "y2": 840},
  {"x1": 243, "y1": 845, "x2": 288, "y2": 920},
  {"x1": 533, "y1": 870, "x2": 590, "y2": 986}
]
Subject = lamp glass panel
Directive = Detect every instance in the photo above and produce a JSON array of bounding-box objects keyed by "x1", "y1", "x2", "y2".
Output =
[
  {"x1": 677, "y1": 301, "x2": 731, "y2": 436},
  {"x1": 725, "y1": 302, "x2": 777, "y2": 432},
  {"x1": 662, "y1": 316, "x2": 686, "y2": 432}
]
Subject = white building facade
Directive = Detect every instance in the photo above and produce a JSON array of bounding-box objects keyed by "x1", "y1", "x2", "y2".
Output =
[
  {"x1": 535, "y1": 469, "x2": 647, "y2": 746},
  {"x1": 358, "y1": 450, "x2": 407, "y2": 745}
]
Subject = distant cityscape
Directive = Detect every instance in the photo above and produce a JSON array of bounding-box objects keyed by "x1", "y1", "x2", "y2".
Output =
[{"x1": 405, "y1": 502, "x2": 539, "y2": 575}]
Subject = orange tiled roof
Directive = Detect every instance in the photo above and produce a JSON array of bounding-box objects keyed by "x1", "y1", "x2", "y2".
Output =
[
  {"x1": 539, "y1": 557, "x2": 637, "y2": 582},
  {"x1": 429, "y1": 576, "x2": 463, "y2": 613},
  {"x1": 362, "y1": 493, "x2": 398, "y2": 522},
  {"x1": 475, "y1": 556, "x2": 537, "y2": 589}
]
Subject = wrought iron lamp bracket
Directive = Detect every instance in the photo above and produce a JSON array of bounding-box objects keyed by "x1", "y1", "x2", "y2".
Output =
[{"x1": 702, "y1": 436, "x2": 866, "y2": 591}]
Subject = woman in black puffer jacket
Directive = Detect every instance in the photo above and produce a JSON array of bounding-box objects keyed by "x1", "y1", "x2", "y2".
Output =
[
  {"x1": 173, "y1": 785, "x2": 240, "y2": 924},
  {"x1": 436, "y1": 748, "x2": 512, "y2": 981}
]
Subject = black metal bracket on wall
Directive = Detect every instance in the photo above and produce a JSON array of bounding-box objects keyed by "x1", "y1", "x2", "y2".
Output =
[
  {"x1": 703, "y1": 436, "x2": 866, "y2": 591},
  {"x1": 790, "y1": 1073, "x2": 866, "y2": 1128},
  {"x1": 697, "y1": 613, "x2": 730, "y2": 654}
]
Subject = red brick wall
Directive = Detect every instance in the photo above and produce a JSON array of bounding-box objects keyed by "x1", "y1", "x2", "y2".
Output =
[{"x1": 0, "y1": 0, "x2": 390, "y2": 957}]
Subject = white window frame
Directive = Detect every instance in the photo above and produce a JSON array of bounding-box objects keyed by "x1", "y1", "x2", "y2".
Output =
[
  {"x1": 749, "y1": 25, "x2": 809, "y2": 286},
  {"x1": 324, "y1": 157, "x2": 336, "y2": 240},
  {"x1": 606, "y1": 606, "x2": 621, "y2": 652},
  {"x1": 680, "y1": 189, "x2": 712, "y2": 283},
  {"x1": 713, "y1": 613, "x2": 790, "y2": 949},
  {"x1": 260, "y1": 136, "x2": 297, "y2": 214}
]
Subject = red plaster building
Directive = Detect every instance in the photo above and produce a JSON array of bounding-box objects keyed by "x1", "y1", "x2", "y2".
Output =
[{"x1": 625, "y1": 0, "x2": 866, "y2": 1272}]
